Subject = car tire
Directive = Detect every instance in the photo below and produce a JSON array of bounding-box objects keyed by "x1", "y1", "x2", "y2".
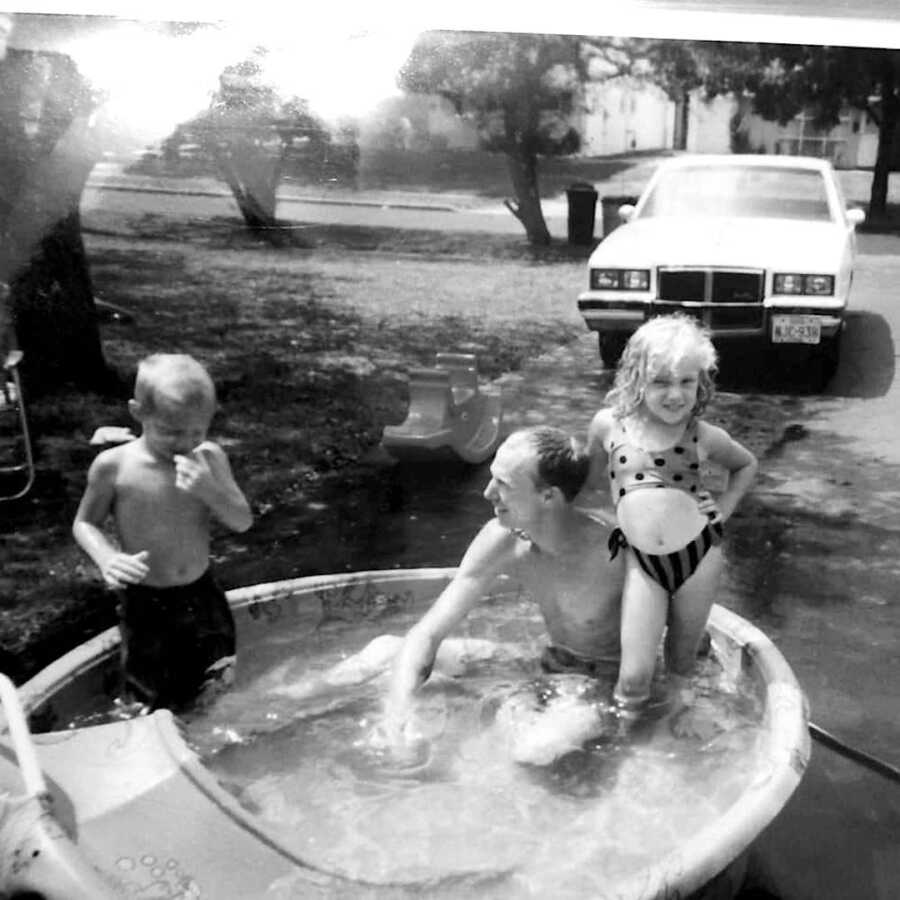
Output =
[
  {"x1": 818, "y1": 333, "x2": 841, "y2": 386},
  {"x1": 598, "y1": 333, "x2": 628, "y2": 369}
]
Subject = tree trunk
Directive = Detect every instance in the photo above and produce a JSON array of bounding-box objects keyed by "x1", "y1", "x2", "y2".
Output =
[
  {"x1": 869, "y1": 54, "x2": 899, "y2": 221},
  {"x1": 211, "y1": 136, "x2": 293, "y2": 244},
  {"x1": 675, "y1": 90, "x2": 690, "y2": 151},
  {"x1": 0, "y1": 48, "x2": 113, "y2": 397},
  {"x1": 504, "y1": 143, "x2": 551, "y2": 246},
  {"x1": 10, "y1": 208, "x2": 111, "y2": 395}
]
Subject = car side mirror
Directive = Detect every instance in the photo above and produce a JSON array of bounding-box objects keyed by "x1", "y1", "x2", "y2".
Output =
[
  {"x1": 846, "y1": 207, "x2": 865, "y2": 227},
  {"x1": 619, "y1": 204, "x2": 636, "y2": 222}
]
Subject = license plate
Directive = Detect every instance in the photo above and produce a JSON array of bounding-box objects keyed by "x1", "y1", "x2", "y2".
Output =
[{"x1": 771, "y1": 315, "x2": 821, "y2": 345}]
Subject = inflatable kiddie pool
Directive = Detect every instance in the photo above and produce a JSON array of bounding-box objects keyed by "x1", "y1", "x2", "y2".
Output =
[{"x1": 2, "y1": 568, "x2": 809, "y2": 899}]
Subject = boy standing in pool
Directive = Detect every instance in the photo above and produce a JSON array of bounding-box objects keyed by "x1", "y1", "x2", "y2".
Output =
[{"x1": 73, "y1": 353, "x2": 253, "y2": 711}]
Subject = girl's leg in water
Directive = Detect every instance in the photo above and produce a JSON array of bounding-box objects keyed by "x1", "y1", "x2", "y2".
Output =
[
  {"x1": 614, "y1": 554, "x2": 669, "y2": 714},
  {"x1": 665, "y1": 546, "x2": 724, "y2": 677}
]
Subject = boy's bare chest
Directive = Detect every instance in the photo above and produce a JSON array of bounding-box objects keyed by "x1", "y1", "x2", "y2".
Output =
[{"x1": 115, "y1": 462, "x2": 204, "y2": 521}]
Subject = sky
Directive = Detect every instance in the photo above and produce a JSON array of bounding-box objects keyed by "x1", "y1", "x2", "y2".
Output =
[
  {"x1": 8, "y1": 11, "x2": 424, "y2": 147},
  {"x1": 5, "y1": 2, "x2": 900, "y2": 151}
]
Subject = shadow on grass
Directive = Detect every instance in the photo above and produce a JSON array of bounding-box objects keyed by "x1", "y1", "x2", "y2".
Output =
[{"x1": 84, "y1": 212, "x2": 600, "y2": 263}]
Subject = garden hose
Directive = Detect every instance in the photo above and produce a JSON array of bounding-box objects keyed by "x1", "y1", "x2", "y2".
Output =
[{"x1": 809, "y1": 722, "x2": 900, "y2": 784}]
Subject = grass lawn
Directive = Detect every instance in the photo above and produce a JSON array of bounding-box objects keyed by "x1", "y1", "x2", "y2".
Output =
[{"x1": 0, "y1": 212, "x2": 591, "y2": 683}]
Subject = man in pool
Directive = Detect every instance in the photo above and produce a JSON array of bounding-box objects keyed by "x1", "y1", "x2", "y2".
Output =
[
  {"x1": 381, "y1": 425, "x2": 627, "y2": 763},
  {"x1": 268, "y1": 426, "x2": 625, "y2": 763}
]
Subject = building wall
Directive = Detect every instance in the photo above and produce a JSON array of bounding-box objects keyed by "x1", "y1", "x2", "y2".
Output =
[
  {"x1": 739, "y1": 108, "x2": 852, "y2": 165},
  {"x1": 685, "y1": 92, "x2": 735, "y2": 154},
  {"x1": 371, "y1": 82, "x2": 892, "y2": 171},
  {"x1": 580, "y1": 79, "x2": 674, "y2": 156},
  {"x1": 732, "y1": 102, "x2": 898, "y2": 169}
]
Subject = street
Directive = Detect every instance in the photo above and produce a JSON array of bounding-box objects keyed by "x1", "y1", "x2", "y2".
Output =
[{"x1": 81, "y1": 166, "x2": 571, "y2": 237}]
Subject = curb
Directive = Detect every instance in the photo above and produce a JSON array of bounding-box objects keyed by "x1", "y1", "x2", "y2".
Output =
[{"x1": 85, "y1": 179, "x2": 461, "y2": 213}]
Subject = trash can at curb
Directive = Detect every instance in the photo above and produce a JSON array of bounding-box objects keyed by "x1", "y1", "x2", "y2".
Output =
[
  {"x1": 600, "y1": 195, "x2": 639, "y2": 239},
  {"x1": 566, "y1": 182, "x2": 598, "y2": 245}
]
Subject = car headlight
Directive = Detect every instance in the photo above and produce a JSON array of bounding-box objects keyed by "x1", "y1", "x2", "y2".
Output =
[
  {"x1": 773, "y1": 273, "x2": 835, "y2": 296},
  {"x1": 590, "y1": 269, "x2": 650, "y2": 291}
]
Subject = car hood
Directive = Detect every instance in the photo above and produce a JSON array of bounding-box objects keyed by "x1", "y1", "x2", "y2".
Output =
[{"x1": 590, "y1": 216, "x2": 851, "y2": 270}]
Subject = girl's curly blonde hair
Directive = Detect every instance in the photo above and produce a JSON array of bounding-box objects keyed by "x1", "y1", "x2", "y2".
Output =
[{"x1": 605, "y1": 314, "x2": 718, "y2": 421}]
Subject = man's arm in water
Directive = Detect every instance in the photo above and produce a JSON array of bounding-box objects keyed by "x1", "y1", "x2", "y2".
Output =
[{"x1": 385, "y1": 519, "x2": 517, "y2": 725}]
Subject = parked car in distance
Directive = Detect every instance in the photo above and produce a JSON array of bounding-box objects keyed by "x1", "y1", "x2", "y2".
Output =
[{"x1": 576, "y1": 154, "x2": 866, "y2": 379}]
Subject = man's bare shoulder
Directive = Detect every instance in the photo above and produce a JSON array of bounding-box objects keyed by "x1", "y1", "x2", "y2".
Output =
[
  {"x1": 575, "y1": 505, "x2": 616, "y2": 534},
  {"x1": 454, "y1": 519, "x2": 527, "y2": 578},
  {"x1": 467, "y1": 518, "x2": 521, "y2": 557}
]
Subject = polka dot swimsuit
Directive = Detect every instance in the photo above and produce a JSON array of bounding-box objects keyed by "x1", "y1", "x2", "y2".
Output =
[
  {"x1": 606, "y1": 417, "x2": 722, "y2": 594},
  {"x1": 607, "y1": 419, "x2": 703, "y2": 505}
]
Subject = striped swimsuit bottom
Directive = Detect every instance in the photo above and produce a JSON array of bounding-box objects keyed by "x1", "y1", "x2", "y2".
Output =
[{"x1": 608, "y1": 519, "x2": 724, "y2": 595}]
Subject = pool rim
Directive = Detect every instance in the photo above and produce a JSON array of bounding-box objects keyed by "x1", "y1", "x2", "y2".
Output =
[{"x1": 16, "y1": 567, "x2": 810, "y2": 899}]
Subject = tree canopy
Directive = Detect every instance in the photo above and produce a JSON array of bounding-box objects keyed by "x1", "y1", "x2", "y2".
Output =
[
  {"x1": 399, "y1": 31, "x2": 620, "y2": 245},
  {"x1": 182, "y1": 48, "x2": 335, "y2": 241}
]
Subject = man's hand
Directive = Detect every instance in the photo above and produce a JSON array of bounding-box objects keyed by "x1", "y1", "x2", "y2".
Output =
[
  {"x1": 101, "y1": 549, "x2": 149, "y2": 588},
  {"x1": 374, "y1": 691, "x2": 440, "y2": 769}
]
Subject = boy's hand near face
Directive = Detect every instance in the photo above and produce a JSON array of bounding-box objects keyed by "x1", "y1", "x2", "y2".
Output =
[
  {"x1": 173, "y1": 442, "x2": 221, "y2": 499},
  {"x1": 174, "y1": 441, "x2": 253, "y2": 532}
]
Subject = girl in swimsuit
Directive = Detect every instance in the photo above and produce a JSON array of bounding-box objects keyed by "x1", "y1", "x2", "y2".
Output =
[{"x1": 586, "y1": 314, "x2": 758, "y2": 716}]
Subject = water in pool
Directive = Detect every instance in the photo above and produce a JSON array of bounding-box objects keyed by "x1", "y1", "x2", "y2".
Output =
[{"x1": 180, "y1": 585, "x2": 766, "y2": 897}]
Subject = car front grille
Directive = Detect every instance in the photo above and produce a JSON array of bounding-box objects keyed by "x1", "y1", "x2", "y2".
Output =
[{"x1": 656, "y1": 268, "x2": 765, "y2": 332}]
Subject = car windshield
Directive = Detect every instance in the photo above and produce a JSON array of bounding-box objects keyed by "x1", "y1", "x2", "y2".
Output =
[{"x1": 638, "y1": 165, "x2": 834, "y2": 222}]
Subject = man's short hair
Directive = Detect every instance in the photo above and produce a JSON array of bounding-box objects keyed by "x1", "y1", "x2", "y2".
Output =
[{"x1": 512, "y1": 426, "x2": 590, "y2": 501}]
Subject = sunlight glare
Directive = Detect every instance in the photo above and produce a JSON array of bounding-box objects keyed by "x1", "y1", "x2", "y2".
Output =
[
  {"x1": 252, "y1": 26, "x2": 421, "y2": 123},
  {"x1": 58, "y1": 17, "x2": 421, "y2": 146},
  {"x1": 61, "y1": 22, "x2": 251, "y2": 146}
]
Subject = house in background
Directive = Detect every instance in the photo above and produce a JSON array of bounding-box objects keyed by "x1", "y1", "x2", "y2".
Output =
[
  {"x1": 577, "y1": 79, "x2": 674, "y2": 155},
  {"x1": 350, "y1": 72, "x2": 893, "y2": 173},
  {"x1": 732, "y1": 101, "x2": 879, "y2": 168},
  {"x1": 575, "y1": 75, "x2": 883, "y2": 168}
]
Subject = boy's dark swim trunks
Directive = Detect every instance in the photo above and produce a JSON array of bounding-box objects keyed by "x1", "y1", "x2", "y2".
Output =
[{"x1": 118, "y1": 568, "x2": 235, "y2": 711}]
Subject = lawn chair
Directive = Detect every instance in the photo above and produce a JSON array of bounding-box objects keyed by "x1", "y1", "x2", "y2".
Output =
[{"x1": 0, "y1": 347, "x2": 35, "y2": 502}]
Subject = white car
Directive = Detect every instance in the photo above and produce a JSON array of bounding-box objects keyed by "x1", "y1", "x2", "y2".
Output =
[{"x1": 577, "y1": 154, "x2": 865, "y2": 377}]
